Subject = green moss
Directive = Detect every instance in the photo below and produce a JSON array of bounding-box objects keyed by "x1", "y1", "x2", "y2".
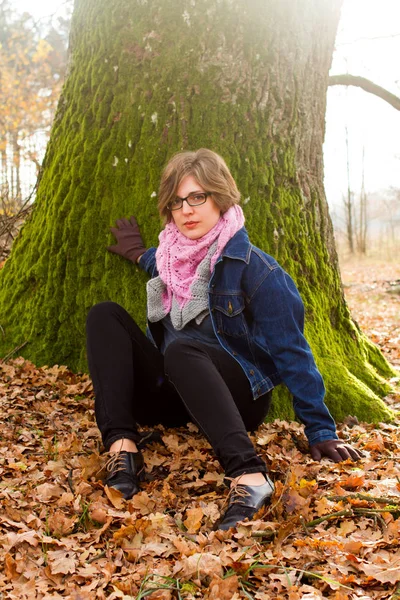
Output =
[
  {"x1": 321, "y1": 362, "x2": 394, "y2": 423},
  {"x1": 0, "y1": 0, "x2": 396, "y2": 426},
  {"x1": 267, "y1": 386, "x2": 296, "y2": 424}
]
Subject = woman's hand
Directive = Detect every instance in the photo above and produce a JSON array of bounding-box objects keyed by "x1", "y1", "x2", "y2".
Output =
[
  {"x1": 310, "y1": 439, "x2": 363, "y2": 463},
  {"x1": 108, "y1": 216, "x2": 147, "y2": 264}
]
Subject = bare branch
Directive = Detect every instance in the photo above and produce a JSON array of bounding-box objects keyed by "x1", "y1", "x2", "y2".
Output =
[
  {"x1": 328, "y1": 74, "x2": 400, "y2": 111},
  {"x1": 336, "y1": 33, "x2": 400, "y2": 45}
]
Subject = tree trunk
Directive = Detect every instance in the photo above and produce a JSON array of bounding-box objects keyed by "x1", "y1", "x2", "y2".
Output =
[
  {"x1": 344, "y1": 126, "x2": 354, "y2": 254},
  {"x1": 0, "y1": 0, "x2": 396, "y2": 424},
  {"x1": 12, "y1": 135, "x2": 22, "y2": 205},
  {"x1": 356, "y1": 147, "x2": 368, "y2": 255}
]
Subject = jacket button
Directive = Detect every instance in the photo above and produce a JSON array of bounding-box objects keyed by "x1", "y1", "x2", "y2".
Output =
[
  {"x1": 249, "y1": 370, "x2": 254, "y2": 376},
  {"x1": 232, "y1": 351, "x2": 237, "y2": 356},
  {"x1": 217, "y1": 329, "x2": 221, "y2": 334}
]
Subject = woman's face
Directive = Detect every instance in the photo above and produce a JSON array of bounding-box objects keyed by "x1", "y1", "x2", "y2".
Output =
[{"x1": 171, "y1": 175, "x2": 221, "y2": 239}]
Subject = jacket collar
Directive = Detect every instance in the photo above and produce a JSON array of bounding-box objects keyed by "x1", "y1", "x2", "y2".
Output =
[{"x1": 220, "y1": 227, "x2": 251, "y2": 263}]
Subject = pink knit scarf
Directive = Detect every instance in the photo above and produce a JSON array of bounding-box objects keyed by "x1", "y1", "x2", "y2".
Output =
[{"x1": 156, "y1": 205, "x2": 245, "y2": 311}]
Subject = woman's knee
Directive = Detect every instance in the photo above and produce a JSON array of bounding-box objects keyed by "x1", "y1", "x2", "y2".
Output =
[{"x1": 86, "y1": 301, "x2": 124, "y2": 330}]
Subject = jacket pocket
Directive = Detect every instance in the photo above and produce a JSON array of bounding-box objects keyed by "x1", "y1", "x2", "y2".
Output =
[{"x1": 212, "y1": 295, "x2": 248, "y2": 338}]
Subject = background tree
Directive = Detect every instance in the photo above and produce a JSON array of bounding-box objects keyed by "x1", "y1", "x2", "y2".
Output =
[
  {"x1": 0, "y1": 0, "x2": 396, "y2": 424},
  {"x1": 355, "y1": 147, "x2": 368, "y2": 255},
  {"x1": 0, "y1": 0, "x2": 70, "y2": 263},
  {"x1": 343, "y1": 125, "x2": 355, "y2": 253},
  {"x1": 0, "y1": 0, "x2": 69, "y2": 205}
]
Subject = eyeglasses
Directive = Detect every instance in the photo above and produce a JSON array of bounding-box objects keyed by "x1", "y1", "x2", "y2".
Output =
[{"x1": 168, "y1": 192, "x2": 211, "y2": 211}]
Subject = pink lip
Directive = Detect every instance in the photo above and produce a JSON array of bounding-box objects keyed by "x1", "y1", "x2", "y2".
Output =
[{"x1": 185, "y1": 221, "x2": 199, "y2": 228}]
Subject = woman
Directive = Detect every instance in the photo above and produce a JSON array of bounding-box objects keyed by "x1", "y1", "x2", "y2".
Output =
[{"x1": 86, "y1": 149, "x2": 361, "y2": 530}]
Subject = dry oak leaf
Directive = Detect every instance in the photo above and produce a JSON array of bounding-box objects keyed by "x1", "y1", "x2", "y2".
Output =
[
  {"x1": 343, "y1": 540, "x2": 364, "y2": 554},
  {"x1": 48, "y1": 549, "x2": 77, "y2": 575},
  {"x1": 143, "y1": 590, "x2": 172, "y2": 600},
  {"x1": 338, "y1": 519, "x2": 358, "y2": 536},
  {"x1": 43, "y1": 459, "x2": 67, "y2": 477},
  {"x1": 89, "y1": 503, "x2": 109, "y2": 525},
  {"x1": 171, "y1": 536, "x2": 194, "y2": 556},
  {"x1": 340, "y1": 472, "x2": 365, "y2": 489},
  {"x1": 3, "y1": 530, "x2": 38, "y2": 551},
  {"x1": 4, "y1": 552, "x2": 19, "y2": 580},
  {"x1": 201, "y1": 501, "x2": 221, "y2": 524},
  {"x1": 184, "y1": 507, "x2": 204, "y2": 533},
  {"x1": 92, "y1": 516, "x2": 113, "y2": 542},
  {"x1": 47, "y1": 511, "x2": 77, "y2": 536},
  {"x1": 173, "y1": 552, "x2": 223, "y2": 580},
  {"x1": 269, "y1": 571, "x2": 298, "y2": 589},
  {"x1": 161, "y1": 433, "x2": 182, "y2": 451},
  {"x1": 206, "y1": 574, "x2": 239, "y2": 599},
  {"x1": 363, "y1": 434, "x2": 386, "y2": 452},
  {"x1": 130, "y1": 491, "x2": 156, "y2": 515},
  {"x1": 104, "y1": 485, "x2": 125, "y2": 509},
  {"x1": 283, "y1": 488, "x2": 309, "y2": 514},
  {"x1": 202, "y1": 471, "x2": 224, "y2": 485},
  {"x1": 79, "y1": 452, "x2": 103, "y2": 479},
  {"x1": 359, "y1": 561, "x2": 400, "y2": 584},
  {"x1": 358, "y1": 551, "x2": 400, "y2": 584},
  {"x1": 298, "y1": 478, "x2": 318, "y2": 497},
  {"x1": 35, "y1": 482, "x2": 65, "y2": 502},
  {"x1": 113, "y1": 524, "x2": 140, "y2": 542},
  {"x1": 139, "y1": 540, "x2": 175, "y2": 558},
  {"x1": 314, "y1": 496, "x2": 337, "y2": 517},
  {"x1": 256, "y1": 432, "x2": 277, "y2": 446}
]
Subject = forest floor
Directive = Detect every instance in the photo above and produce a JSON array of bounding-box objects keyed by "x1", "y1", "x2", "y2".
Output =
[{"x1": 0, "y1": 259, "x2": 399, "y2": 600}]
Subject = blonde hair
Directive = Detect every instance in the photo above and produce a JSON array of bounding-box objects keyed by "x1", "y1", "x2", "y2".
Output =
[{"x1": 158, "y1": 148, "x2": 241, "y2": 223}]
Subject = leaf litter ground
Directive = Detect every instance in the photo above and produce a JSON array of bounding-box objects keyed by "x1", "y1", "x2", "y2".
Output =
[{"x1": 0, "y1": 260, "x2": 399, "y2": 600}]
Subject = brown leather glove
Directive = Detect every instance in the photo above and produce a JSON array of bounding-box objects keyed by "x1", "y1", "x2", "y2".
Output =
[
  {"x1": 108, "y1": 216, "x2": 146, "y2": 264},
  {"x1": 310, "y1": 439, "x2": 363, "y2": 463}
]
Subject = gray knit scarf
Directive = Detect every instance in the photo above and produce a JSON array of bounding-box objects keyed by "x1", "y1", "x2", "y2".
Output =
[{"x1": 146, "y1": 240, "x2": 217, "y2": 330}]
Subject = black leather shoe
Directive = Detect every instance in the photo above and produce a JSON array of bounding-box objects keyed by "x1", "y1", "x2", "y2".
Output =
[
  {"x1": 217, "y1": 475, "x2": 274, "y2": 530},
  {"x1": 104, "y1": 451, "x2": 145, "y2": 500}
]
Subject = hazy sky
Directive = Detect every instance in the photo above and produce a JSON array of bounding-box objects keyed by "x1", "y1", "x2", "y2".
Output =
[
  {"x1": 326, "y1": 0, "x2": 400, "y2": 207},
  {"x1": 11, "y1": 0, "x2": 400, "y2": 207}
]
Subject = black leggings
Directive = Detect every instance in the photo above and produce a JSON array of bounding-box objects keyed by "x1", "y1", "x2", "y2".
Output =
[{"x1": 86, "y1": 302, "x2": 271, "y2": 479}]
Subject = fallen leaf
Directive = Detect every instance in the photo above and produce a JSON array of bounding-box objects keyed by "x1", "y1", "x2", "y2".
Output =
[
  {"x1": 48, "y1": 549, "x2": 77, "y2": 575},
  {"x1": 35, "y1": 483, "x2": 65, "y2": 502},
  {"x1": 340, "y1": 473, "x2": 365, "y2": 489},
  {"x1": 173, "y1": 552, "x2": 223, "y2": 580},
  {"x1": 104, "y1": 485, "x2": 125, "y2": 509},
  {"x1": 47, "y1": 511, "x2": 77, "y2": 536},
  {"x1": 130, "y1": 491, "x2": 156, "y2": 515},
  {"x1": 359, "y1": 561, "x2": 400, "y2": 584},
  {"x1": 207, "y1": 575, "x2": 239, "y2": 599},
  {"x1": 184, "y1": 507, "x2": 203, "y2": 533},
  {"x1": 283, "y1": 488, "x2": 309, "y2": 513},
  {"x1": 4, "y1": 553, "x2": 19, "y2": 580},
  {"x1": 4, "y1": 530, "x2": 38, "y2": 551},
  {"x1": 338, "y1": 520, "x2": 358, "y2": 536}
]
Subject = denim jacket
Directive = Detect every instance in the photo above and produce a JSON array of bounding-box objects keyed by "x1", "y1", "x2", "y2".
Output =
[{"x1": 139, "y1": 227, "x2": 338, "y2": 445}]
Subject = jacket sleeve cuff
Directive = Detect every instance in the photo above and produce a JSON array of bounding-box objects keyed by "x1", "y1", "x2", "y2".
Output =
[
  {"x1": 307, "y1": 429, "x2": 339, "y2": 445},
  {"x1": 138, "y1": 248, "x2": 154, "y2": 271}
]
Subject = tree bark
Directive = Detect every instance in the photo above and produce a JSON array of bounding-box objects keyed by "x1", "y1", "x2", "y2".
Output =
[{"x1": 0, "y1": 0, "x2": 396, "y2": 424}]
